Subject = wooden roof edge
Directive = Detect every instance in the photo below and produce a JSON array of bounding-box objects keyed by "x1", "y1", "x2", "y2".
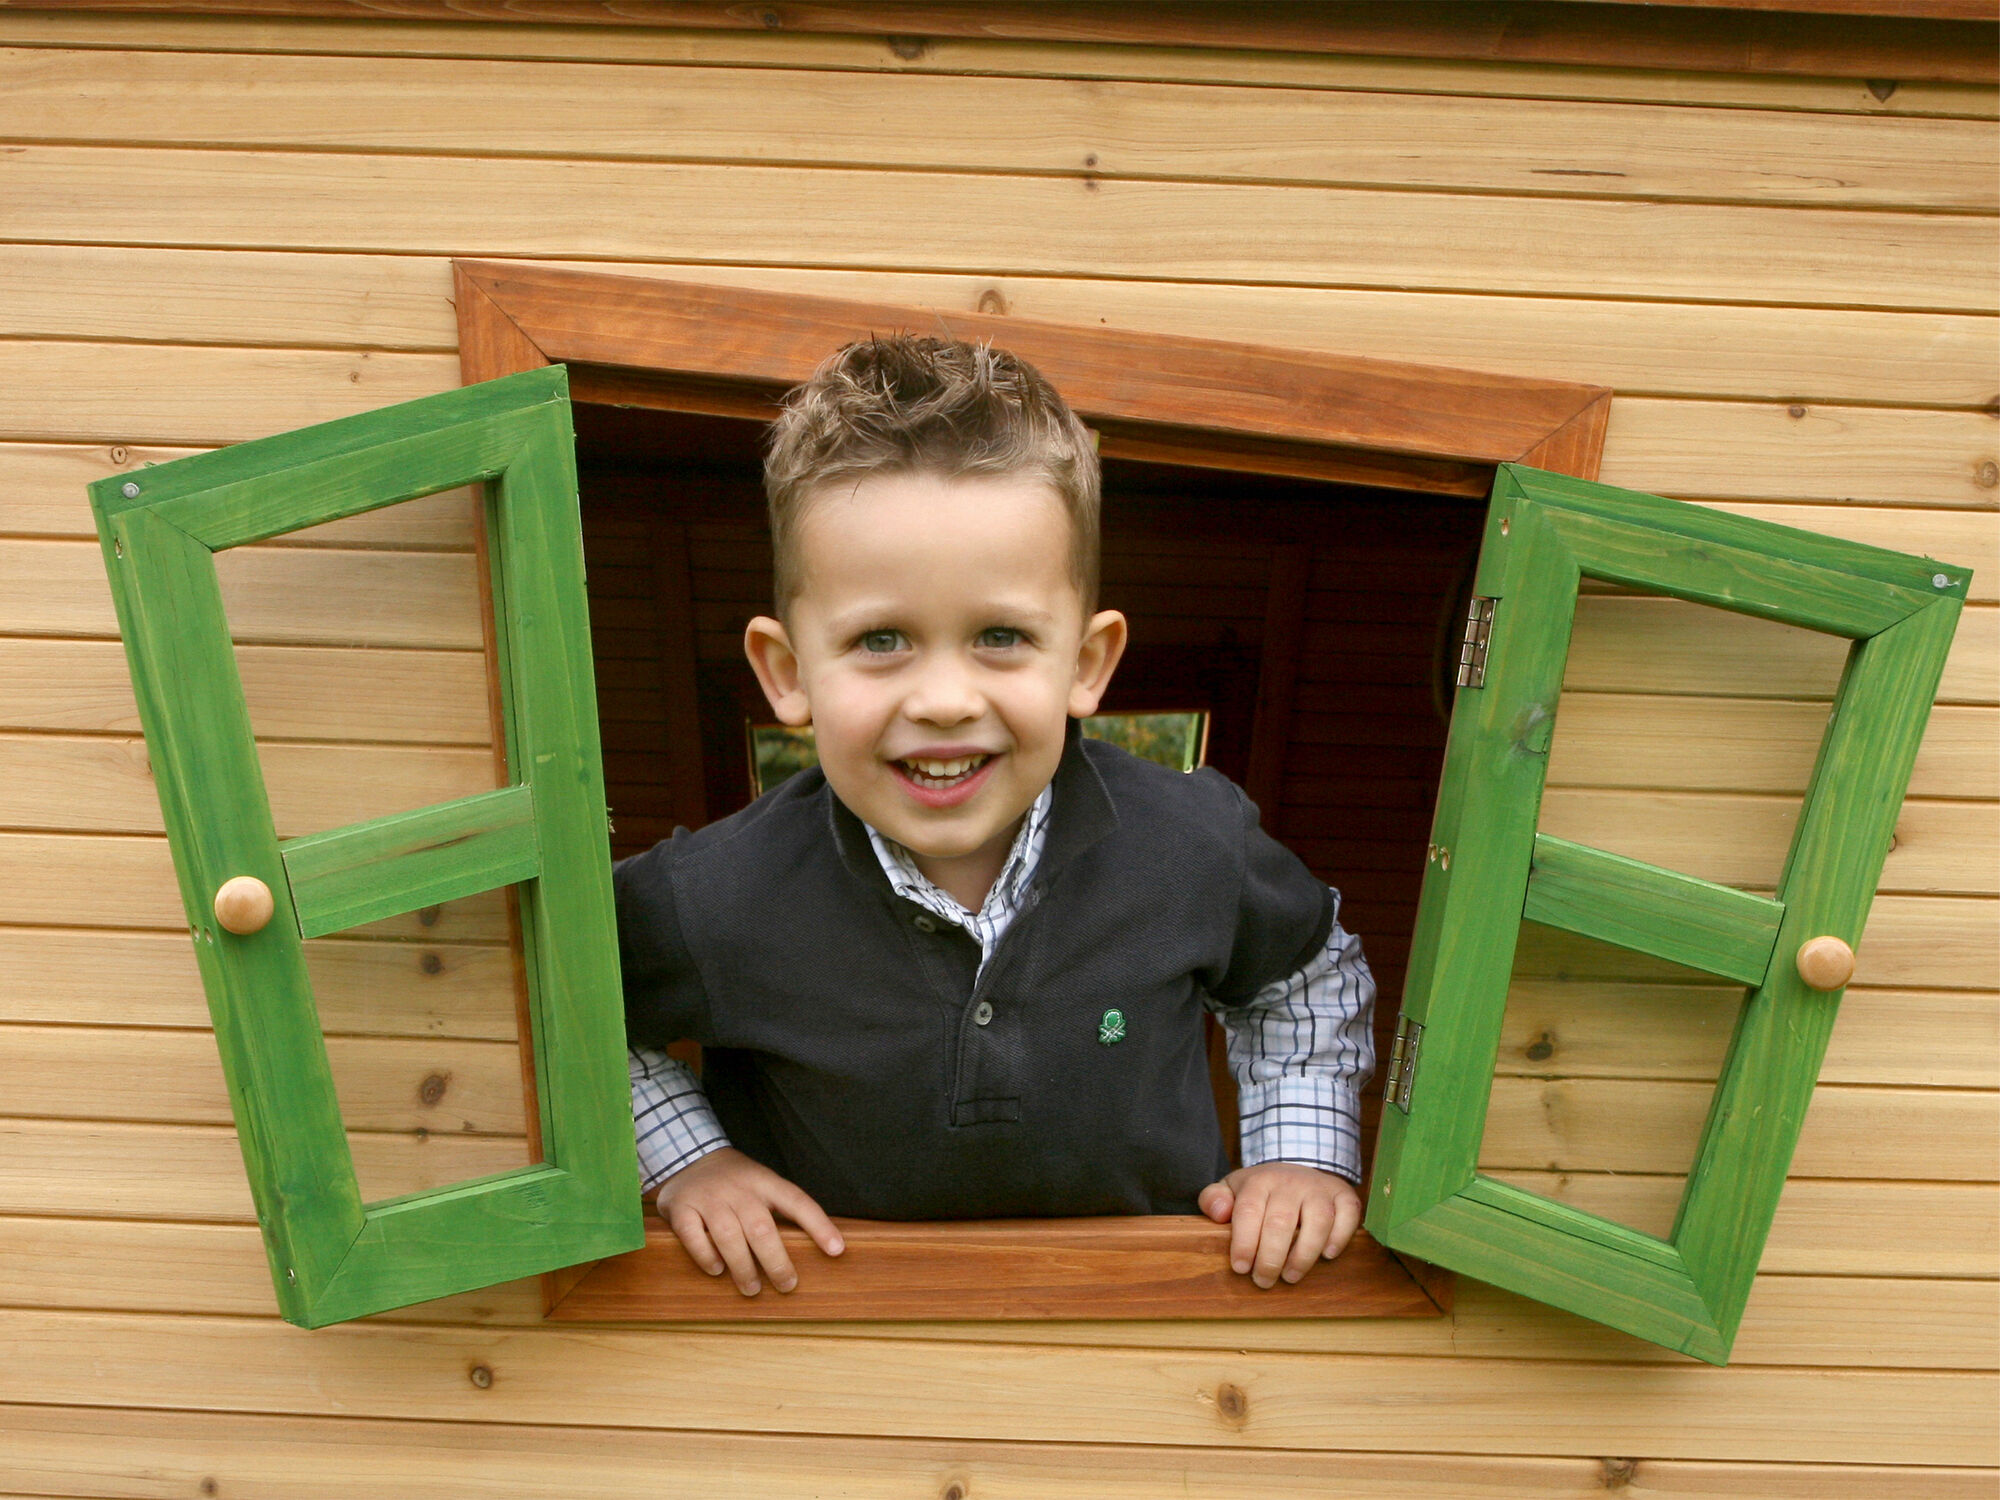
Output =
[
  {"x1": 456, "y1": 259, "x2": 1612, "y2": 472},
  {"x1": 8, "y1": 1, "x2": 1992, "y2": 85}
]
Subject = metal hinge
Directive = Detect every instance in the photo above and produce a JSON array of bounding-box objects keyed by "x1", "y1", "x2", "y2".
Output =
[
  {"x1": 1385, "y1": 1014, "x2": 1424, "y2": 1113},
  {"x1": 1455, "y1": 595, "x2": 1496, "y2": 688}
]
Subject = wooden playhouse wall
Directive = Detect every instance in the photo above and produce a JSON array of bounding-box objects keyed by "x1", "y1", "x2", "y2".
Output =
[{"x1": 0, "y1": 10, "x2": 1993, "y2": 1495}]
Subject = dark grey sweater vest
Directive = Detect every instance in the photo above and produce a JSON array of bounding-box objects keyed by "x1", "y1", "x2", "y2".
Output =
[{"x1": 615, "y1": 731, "x2": 1333, "y2": 1219}]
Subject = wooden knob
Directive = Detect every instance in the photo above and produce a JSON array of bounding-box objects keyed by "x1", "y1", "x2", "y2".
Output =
[
  {"x1": 213, "y1": 875, "x2": 274, "y2": 936},
  {"x1": 1795, "y1": 935, "x2": 1855, "y2": 991}
]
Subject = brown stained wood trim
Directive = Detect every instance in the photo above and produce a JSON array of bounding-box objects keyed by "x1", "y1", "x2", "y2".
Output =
[
  {"x1": 450, "y1": 258, "x2": 1613, "y2": 1324},
  {"x1": 547, "y1": 1217, "x2": 1440, "y2": 1321},
  {"x1": 9, "y1": 2, "x2": 1992, "y2": 84},
  {"x1": 1243, "y1": 543, "x2": 1312, "y2": 820},
  {"x1": 645, "y1": 515, "x2": 708, "y2": 830},
  {"x1": 456, "y1": 261, "x2": 1611, "y2": 482}
]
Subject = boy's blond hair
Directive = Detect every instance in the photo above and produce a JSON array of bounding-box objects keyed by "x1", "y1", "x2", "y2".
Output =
[{"x1": 762, "y1": 335, "x2": 1100, "y2": 614}]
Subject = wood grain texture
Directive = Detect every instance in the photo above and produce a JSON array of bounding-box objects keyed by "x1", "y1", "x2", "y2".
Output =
[
  {"x1": 12, "y1": 1403, "x2": 1998, "y2": 1500},
  {"x1": 0, "y1": 1306, "x2": 1992, "y2": 1464},
  {"x1": 2, "y1": 8, "x2": 1991, "y2": 116},
  {"x1": 7, "y1": 47, "x2": 1992, "y2": 209},
  {"x1": 4, "y1": 147, "x2": 1991, "y2": 311},
  {"x1": 12, "y1": 253, "x2": 2000, "y2": 406},
  {"x1": 553, "y1": 1219, "x2": 1441, "y2": 1322},
  {"x1": 3, "y1": 1, "x2": 1990, "y2": 84}
]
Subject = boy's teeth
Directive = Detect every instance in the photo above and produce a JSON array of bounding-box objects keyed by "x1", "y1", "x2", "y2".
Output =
[{"x1": 903, "y1": 755, "x2": 989, "y2": 783}]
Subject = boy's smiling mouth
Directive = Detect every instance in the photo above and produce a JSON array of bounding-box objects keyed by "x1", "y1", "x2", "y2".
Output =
[{"x1": 890, "y1": 752, "x2": 1000, "y2": 807}]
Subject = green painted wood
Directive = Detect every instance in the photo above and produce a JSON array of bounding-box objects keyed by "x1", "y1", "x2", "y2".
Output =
[
  {"x1": 1523, "y1": 833, "x2": 1783, "y2": 987},
  {"x1": 281, "y1": 784, "x2": 540, "y2": 939},
  {"x1": 88, "y1": 367, "x2": 642, "y2": 1330},
  {"x1": 96, "y1": 507, "x2": 360, "y2": 1324},
  {"x1": 1366, "y1": 462, "x2": 1969, "y2": 1364},
  {"x1": 158, "y1": 409, "x2": 546, "y2": 551}
]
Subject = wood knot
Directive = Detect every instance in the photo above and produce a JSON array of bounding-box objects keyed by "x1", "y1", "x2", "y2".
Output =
[
  {"x1": 940, "y1": 1483, "x2": 967, "y2": 1500},
  {"x1": 419, "y1": 1072, "x2": 450, "y2": 1107},
  {"x1": 1215, "y1": 1382, "x2": 1248, "y2": 1424},
  {"x1": 1600, "y1": 1457, "x2": 1637, "y2": 1489},
  {"x1": 887, "y1": 34, "x2": 928, "y2": 59},
  {"x1": 200, "y1": 1481, "x2": 220, "y2": 1498},
  {"x1": 1865, "y1": 79, "x2": 1898, "y2": 102},
  {"x1": 418, "y1": 905, "x2": 442, "y2": 927},
  {"x1": 109, "y1": 445, "x2": 130, "y2": 465},
  {"x1": 420, "y1": 951, "x2": 444, "y2": 975},
  {"x1": 976, "y1": 288, "x2": 1009, "y2": 316},
  {"x1": 469, "y1": 1363, "x2": 494, "y2": 1389},
  {"x1": 1525, "y1": 1031, "x2": 1555, "y2": 1063},
  {"x1": 1787, "y1": 404, "x2": 1807, "y2": 419},
  {"x1": 1975, "y1": 460, "x2": 1998, "y2": 489}
]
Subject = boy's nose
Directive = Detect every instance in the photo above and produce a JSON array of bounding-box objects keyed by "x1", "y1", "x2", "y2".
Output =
[{"x1": 903, "y1": 655, "x2": 984, "y2": 726}]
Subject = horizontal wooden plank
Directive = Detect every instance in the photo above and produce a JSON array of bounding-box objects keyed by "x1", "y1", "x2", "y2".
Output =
[
  {"x1": 4, "y1": 147, "x2": 1990, "y2": 311},
  {"x1": 1546, "y1": 695, "x2": 1994, "y2": 800},
  {"x1": 8, "y1": 47, "x2": 1991, "y2": 210},
  {"x1": 4, "y1": 1215, "x2": 1990, "y2": 1371},
  {"x1": 0, "y1": 637, "x2": 492, "y2": 743},
  {"x1": 2, "y1": 7, "x2": 1990, "y2": 117},
  {"x1": 1515, "y1": 895, "x2": 1997, "y2": 991},
  {"x1": 0, "y1": 1117, "x2": 529, "y2": 1221},
  {"x1": 556, "y1": 1219, "x2": 1437, "y2": 1323},
  {"x1": 1481, "y1": 1078, "x2": 1997, "y2": 1181},
  {"x1": 12, "y1": 250, "x2": 2000, "y2": 408},
  {"x1": 0, "y1": 927, "x2": 520, "y2": 1039},
  {"x1": 1536, "y1": 789, "x2": 1999, "y2": 897},
  {"x1": 0, "y1": 440, "x2": 479, "y2": 546},
  {"x1": 0, "y1": 831, "x2": 511, "y2": 938},
  {"x1": 282, "y1": 785, "x2": 538, "y2": 938},
  {"x1": 1522, "y1": 833, "x2": 1784, "y2": 983},
  {"x1": 0, "y1": 733, "x2": 499, "y2": 840},
  {"x1": 0, "y1": 1307, "x2": 1990, "y2": 1463},
  {"x1": 1495, "y1": 1173, "x2": 1996, "y2": 1278},
  {"x1": 1699, "y1": 503, "x2": 2000, "y2": 604},
  {"x1": 15, "y1": 1404, "x2": 1999, "y2": 1500},
  {"x1": 1495, "y1": 981, "x2": 1999, "y2": 1089},
  {"x1": 1559, "y1": 598, "x2": 1996, "y2": 705},
  {"x1": 0, "y1": 1024, "x2": 527, "y2": 1135},
  {"x1": 0, "y1": 536, "x2": 484, "y2": 648},
  {"x1": 1602, "y1": 399, "x2": 2000, "y2": 507}
]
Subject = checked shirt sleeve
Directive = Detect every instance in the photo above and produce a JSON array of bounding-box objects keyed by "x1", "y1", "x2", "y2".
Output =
[
  {"x1": 629, "y1": 1045, "x2": 731, "y2": 1194},
  {"x1": 1216, "y1": 891, "x2": 1376, "y2": 1185}
]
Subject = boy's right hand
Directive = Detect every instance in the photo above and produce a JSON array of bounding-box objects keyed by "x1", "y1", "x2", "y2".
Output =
[{"x1": 654, "y1": 1146, "x2": 844, "y2": 1296}]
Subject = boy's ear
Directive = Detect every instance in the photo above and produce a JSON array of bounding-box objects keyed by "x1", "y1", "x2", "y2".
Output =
[
  {"x1": 744, "y1": 615, "x2": 813, "y2": 727},
  {"x1": 1067, "y1": 608, "x2": 1129, "y2": 718}
]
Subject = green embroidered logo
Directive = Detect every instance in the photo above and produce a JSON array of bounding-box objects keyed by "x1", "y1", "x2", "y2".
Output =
[{"x1": 1098, "y1": 1008, "x2": 1126, "y2": 1046}]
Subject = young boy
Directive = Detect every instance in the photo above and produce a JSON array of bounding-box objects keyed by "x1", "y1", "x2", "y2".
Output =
[{"x1": 620, "y1": 336, "x2": 1374, "y2": 1297}]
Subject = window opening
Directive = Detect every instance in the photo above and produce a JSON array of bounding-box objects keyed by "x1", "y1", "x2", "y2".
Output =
[{"x1": 213, "y1": 488, "x2": 534, "y2": 1202}]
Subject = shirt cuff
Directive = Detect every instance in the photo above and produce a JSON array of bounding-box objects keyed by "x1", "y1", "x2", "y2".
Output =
[
  {"x1": 629, "y1": 1046, "x2": 731, "y2": 1194},
  {"x1": 1236, "y1": 1075, "x2": 1364, "y2": 1186}
]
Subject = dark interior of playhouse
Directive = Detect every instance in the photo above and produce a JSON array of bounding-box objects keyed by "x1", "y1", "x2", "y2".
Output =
[{"x1": 571, "y1": 399, "x2": 1491, "y2": 1167}]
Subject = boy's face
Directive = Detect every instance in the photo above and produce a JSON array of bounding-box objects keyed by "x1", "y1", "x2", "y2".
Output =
[{"x1": 744, "y1": 471, "x2": 1125, "y2": 890}]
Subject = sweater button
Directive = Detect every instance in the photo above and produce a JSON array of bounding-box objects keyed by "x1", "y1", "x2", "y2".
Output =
[
  {"x1": 972, "y1": 1001, "x2": 994, "y2": 1026},
  {"x1": 912, "y1": 913, "x2": 938, "y2": 933}
]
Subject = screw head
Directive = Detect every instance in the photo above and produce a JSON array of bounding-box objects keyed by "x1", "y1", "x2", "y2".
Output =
[
  {"x1": 120, "y1": 481, "x2": 140, "y2": 498},
  {"x1": 1932, "y1": 573, "x2": 1953, "y2": 589}
]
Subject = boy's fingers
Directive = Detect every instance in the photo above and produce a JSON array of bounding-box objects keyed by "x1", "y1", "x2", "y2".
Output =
[
  {"x1": 1228, "y1": 1181, "x2": 1269, "y2": 1276},
  {"x1": 742, "y1": 1212, "x2": 799, "y2": 1294},
  {"x1": 1253, "y1": 1197, "x2": 1303, "y2": 1290},
  {"x1": 1283, "y1": 1198, "x2": 1334, "y2": 1284},
  {"x1": 774, "y1": 1182, "x2": 846, "y2": 1257},
  {"x1": 1324, "y1": 1185, "x2": 1363, "y2": 1260},
  {"x1": 704, "y1": 1211, "x2": 763, "y2": 1296},
  {"x1": 665, "y1": 1204, "x2": 726, "y2": 1278},
  {"x1": 1197, "y1": 1181, "x2": 1234, "y2": 1223}
]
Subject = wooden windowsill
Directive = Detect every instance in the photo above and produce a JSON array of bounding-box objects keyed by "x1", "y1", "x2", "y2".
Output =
[{"x1": 544, "y1": 1215, "x2": 1450, "y2": 1322}]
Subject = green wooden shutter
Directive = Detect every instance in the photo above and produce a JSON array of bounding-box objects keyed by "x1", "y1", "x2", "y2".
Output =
[
  {"x1": 89, "y1": 367, "x2": 642, "y2": 1328},
  {"x1": 1365, "y1": 463, "x2": 1969, "y2": 1364}
]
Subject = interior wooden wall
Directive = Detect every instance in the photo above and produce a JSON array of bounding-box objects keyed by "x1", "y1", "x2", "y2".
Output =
[{"x1": 0, "y1": 9, "x2": 1992, "y2": 1496}]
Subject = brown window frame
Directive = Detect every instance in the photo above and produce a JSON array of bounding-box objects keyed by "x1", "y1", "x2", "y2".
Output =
[{"x1": 451, "y1": 258, "x2": 1610, "y2": 1323}]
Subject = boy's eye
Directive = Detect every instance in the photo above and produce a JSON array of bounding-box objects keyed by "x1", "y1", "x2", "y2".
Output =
[
  {"x1": 859, "y1": 629, "x2": 907, "y2": 654},
  {"x1": 977, "y1": 627, "x2": 1023, "y2": 649}
]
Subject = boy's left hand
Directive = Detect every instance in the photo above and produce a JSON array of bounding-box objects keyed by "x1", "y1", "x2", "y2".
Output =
[{"x1": 1199, "y1": 1163, "x2": 1361, "y2": 1289}]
